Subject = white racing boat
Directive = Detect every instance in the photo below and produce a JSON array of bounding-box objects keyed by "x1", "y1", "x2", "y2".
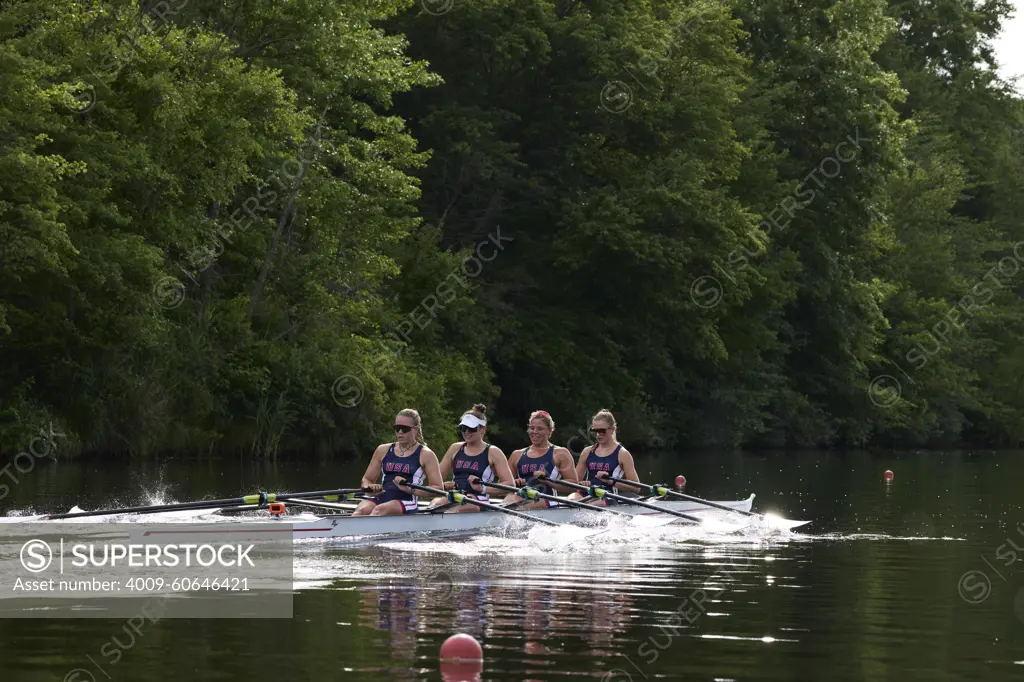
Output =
[
  {"x1": 33, "y1": 484, "x2": 808, "y2": 541},
  {"x1": 219, "y1": 494, "x2": 758, "y2": 540}
]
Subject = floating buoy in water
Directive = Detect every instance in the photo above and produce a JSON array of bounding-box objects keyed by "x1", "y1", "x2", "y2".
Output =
[
  {"x1": 440, "y1": 660, "x2": 483, "y2": 682},
  {"x1": 440, "y1": 634, "x2": 483, "y2": 682},
  {"x1": 883, "y1": 470, "x2": 894, "y2": 481},
  {"x1": 675, "y1": 474, "x2": 686, "y2": 490},
  {"x1": 440, "y1": 633, "x2": 482, "y2": 661}
]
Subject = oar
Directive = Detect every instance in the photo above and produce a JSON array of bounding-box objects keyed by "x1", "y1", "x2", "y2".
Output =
[
  {"x1": 402, "y1": 481, "x2": 562, "y2": 527},
  {"x1": 481, "y1": 480, "x2": 679, "y2": 529},
  {"x1": 44, "y1": 488, "x2": 366, "y2": 520},
  {"x1": 275, "y1": 498, "x2": 356, "y2": 512},
  {"x1": 607, "y1": 476, "x2": 810, "y2": 530},
  {"x1": 216, "y1": 496, "x2": 368, "y2": 516},
  {"x1": 537, "y1": 475, "x2": 746, "y2": 528},
  {"x1": 607, "y1": 477, "x2": 758, "y2": 515},
  {"x1": 483, "y1": 481, "x2": 629, "y2": 516}
]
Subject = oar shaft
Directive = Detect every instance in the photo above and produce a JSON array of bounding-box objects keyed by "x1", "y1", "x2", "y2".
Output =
[
  {"x1": 482, "y1": 481, "x2": 628, "y2": 516},
  {"x1": 405, "y1": 483, "x2": 561, "y2": 527},
  {"x1": 543, "y1": 477, "x2": 701, "y2": 523},
  {"x1": 275, "y1": 488, "x2": 366, "y2": 501},
  {"x1": 609, "y1": 477, "x2": 756, "y2": 517},
  {"x1": 47, "y1": 497, "x2": 257, "y2": 520},
  {"x1": 45, "y1": 488, "x2": 365, "y2": 520},
  {"x1": 277, "y1": 498, "x2": 356, "y2": 512}
]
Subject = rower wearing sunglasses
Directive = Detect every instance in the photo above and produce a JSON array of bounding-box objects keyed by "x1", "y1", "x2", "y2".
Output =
[
  {"x1": 502, "y1": 410, "x2": 579, "y2": 509},
  {"x1": 567, "y1": 409, "x2": 639, "y2": 506},
  {"x1": 434, "y1": 404, "x2": 515, "y2": 512},
  {"x1": 353, "y1": 408, "x2": 443, "y2": 516}
]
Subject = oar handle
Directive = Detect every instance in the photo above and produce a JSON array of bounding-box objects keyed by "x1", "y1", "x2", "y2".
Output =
[
  {"x1": 607, "y1": 476, "x2": 757, "y2": 518},
  {"x1": 481, "y1": 480, "x2": 556, "y2": 498}
]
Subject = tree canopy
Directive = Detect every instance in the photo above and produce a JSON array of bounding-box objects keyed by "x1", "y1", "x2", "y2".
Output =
[{"x1": 1, "y1": 0, "x2": 1021, "y2": 456}]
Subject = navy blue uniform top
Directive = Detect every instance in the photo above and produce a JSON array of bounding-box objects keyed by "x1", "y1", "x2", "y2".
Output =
[
  {"x1": 516, "y1": 445, "x2": 560, "y2": 496},
  {"x1": 380, "y1": 443, "x2": 424, "y2": 500},
  {"x1": 584, "y1": 444, "x2": 623, "y2": 490},
  {"x1": 453, "y1": 444, "x2": 493, "y2": 492}
]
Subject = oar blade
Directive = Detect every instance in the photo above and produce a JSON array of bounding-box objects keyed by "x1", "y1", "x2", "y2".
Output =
[
  {"x1": 765, "y1": 515, "x2": 812, "y2": 531},
  {"x1": 700, "y1": 517, "x2": 755, "y2": 533},
  {"x1": 619, "y1": 505, "x2": 748, "y2": 532},
  {"x1": 626, "y1": 514, "x2": 680, "y2": 529},
  {"x1": 703, "y1": 514, "x2": 809, "y2": 533}
]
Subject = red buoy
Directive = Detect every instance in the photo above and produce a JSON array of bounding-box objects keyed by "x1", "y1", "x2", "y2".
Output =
[
  {"x1": 675, "y1": 474, "x2": 686, "y2": 489},
  {"x1": 440, "y1": 660, "x2": 483, "y2": 682},
  {"x1": 440, "y1": 633, "x2": 482, "y2": 662},
  {"x1": 440, "y1": 634, "x2": 483, "y2": 682},
  {"x1": 883, "y1": 470, "x2": 894, "y2": 481}
]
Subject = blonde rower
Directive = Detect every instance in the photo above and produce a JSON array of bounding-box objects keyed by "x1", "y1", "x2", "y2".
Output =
[
  {"x1": 354, "y1": 409, "x2": 443, "y2": 516},
  {"x1": 502, "y1": 410, "x2": 578, "y2": 509},
  {"x1": 568, "y1": 409, "x2": 639, "y2": 506}
]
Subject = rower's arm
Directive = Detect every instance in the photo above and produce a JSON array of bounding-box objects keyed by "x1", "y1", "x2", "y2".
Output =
[
  {"x1": 359, "y1": 444, "x2": 387, "y2": 489},
  {"x1": 418, "y1": 448, "x2": 444, "y2": 498},
  {"x1": 575, "y1": 446, "x2": 592, "y2": 481},
  {"x1": 487, "y1": 446, "x2": 515, "y2": 486},
  {"x1": 616, "y1": 448, "x2": 640, "y2": 489},
  {"x1": 438, "y1": 443, "x2": 460, "y2": 480},
  {"x1": 508, "y1": 450, "x2": 522, "y2": 483},
  {"x1": 549, "y1": 448, "x2": 579, "y2": 492}
]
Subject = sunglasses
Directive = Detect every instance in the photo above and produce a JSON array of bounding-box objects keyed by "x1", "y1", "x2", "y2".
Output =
[
  {"x1": 459, "y1": 425, "x2": 480, "y2": 433},
  {"x1": 589, "y1": 428, "x2": 608, "y2": 435},
  {"x1": 393, "y1": 424, "x2": 414, "y2": 434}
]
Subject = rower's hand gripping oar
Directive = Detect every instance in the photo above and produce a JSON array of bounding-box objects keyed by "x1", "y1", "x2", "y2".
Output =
[
  {"x1": 44, "y1": 488, "x2": 368, "y2": 520},
  {"x1": 607, "y1": 476, "x2": 810, "y2": 530},
  {"x1": 399, "y1": 480, "x2": 562, "y2": 527}
]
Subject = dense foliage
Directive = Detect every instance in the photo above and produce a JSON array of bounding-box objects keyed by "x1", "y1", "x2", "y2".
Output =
[{"x1": 1, "y1": 0, "x2": 1021, "y2": 457}]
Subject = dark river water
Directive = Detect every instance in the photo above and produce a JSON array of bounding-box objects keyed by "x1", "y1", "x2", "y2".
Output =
[{"x1": 0, "y1": 450, "x2": 1021, "y2": 681}]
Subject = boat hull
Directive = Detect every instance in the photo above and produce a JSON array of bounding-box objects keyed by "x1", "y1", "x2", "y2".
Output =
[{"x1": 283, "y1": 494, "x2": 756, "y2": 539}]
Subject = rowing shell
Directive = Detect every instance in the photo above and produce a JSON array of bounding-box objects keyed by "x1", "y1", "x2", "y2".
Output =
[{"x1": 275, "y1": 494, "x2": 756, "y2": 539}]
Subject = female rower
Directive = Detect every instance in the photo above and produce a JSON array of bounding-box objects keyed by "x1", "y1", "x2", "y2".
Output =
[
  {"x1": 568, "y1": 409, "x2": 639, "y2": 506},
  {"x1": 502, "y1": 410, "x2": 579, "y2": 510},
  {"x1": 353, "y1": 408, "x2": 443, "y2": 516},
  {"x1": 435, "y1": 404, "x2": 515, "y2": 513}
]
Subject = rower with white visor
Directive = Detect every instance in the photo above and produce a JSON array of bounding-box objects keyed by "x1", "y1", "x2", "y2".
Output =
[{"x1": 435, "y1": 404, "x2": 515, "y2": 513}]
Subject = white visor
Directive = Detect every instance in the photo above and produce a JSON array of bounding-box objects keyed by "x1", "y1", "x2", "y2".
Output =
[{"x1": 459, "y1": 414, "x2": 486, "y2": 428}]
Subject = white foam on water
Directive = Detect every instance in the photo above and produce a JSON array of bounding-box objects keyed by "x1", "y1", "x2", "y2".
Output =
[{"x1": 366, "y1": 512, "x2": 783, "y2": 558}]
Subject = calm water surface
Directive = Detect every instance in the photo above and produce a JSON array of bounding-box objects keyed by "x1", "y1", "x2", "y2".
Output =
[{"x1": 0, "y1": 450, "x2": 1021, "y2": 681}]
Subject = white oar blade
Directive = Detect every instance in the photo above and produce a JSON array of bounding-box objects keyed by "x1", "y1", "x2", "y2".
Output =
[
  {"x1": 729, "y1": 514, "x2": 810, "y2": 532},
  {"x1": 627, "y1": 515, "x2": 680, "y2": 529},
  {"x1": 627, "y1": 512, "x2": 748, "y2": 533},
  {"x1": 770, "y1": 517, "x2": 812, "y2": 530},
  {"x1": 700, "y1": 517, "x2": 754, "y2": 533}
]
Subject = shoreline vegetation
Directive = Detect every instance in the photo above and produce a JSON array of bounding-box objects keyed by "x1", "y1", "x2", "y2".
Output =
[{"x1": 2, "y1": 0, "x2": 1023, "y2": 459}]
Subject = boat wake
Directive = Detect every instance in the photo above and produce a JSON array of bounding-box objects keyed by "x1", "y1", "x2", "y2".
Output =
[
  {"x1": 788, "y1": 531, "x2": 967, "y2": 542},
  {"x1": 371, "y1": 511, "x2": 802, "y2": 558}
]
